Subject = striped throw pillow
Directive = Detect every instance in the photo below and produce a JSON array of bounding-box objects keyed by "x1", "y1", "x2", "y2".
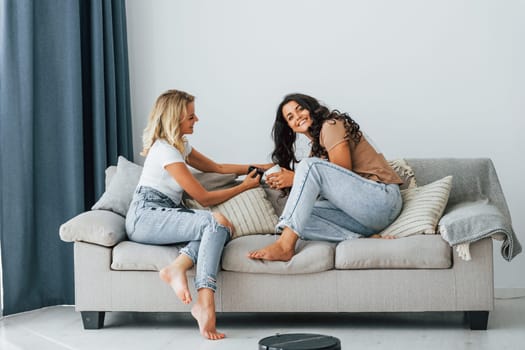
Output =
[
  {"x1": 380, "y1": 176, "x2": 453, "y2": 238},
  {"x1": 185, "y1": 187, "x2": 279, "y2": 239}
]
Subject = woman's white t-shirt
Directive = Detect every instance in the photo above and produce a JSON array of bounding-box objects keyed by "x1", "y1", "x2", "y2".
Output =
[{"x1": 137, "y1": 139, "x2": 192, "y2": 204}]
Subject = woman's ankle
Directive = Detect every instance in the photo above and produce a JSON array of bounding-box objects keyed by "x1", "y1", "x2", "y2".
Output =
[
  {"x1": 197, "y1": 288, "x2": 216, "y2": 304},
  {"x1": 172, "y1": 253, "x2": 194, "y2": 270},
  {"x1": 279, "y1": 227, "x2": 299, "y2": 249}
]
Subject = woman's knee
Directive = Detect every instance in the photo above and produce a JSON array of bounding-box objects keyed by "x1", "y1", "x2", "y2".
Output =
[
  {"x1": 296, "y1": 157, "x2": 323, "y2": 173},
  {"x1": 294, "y1": 158, "x2": 327, "y2": 182},
  {"x1": 212, "y1": 212, "x2": 234, "y2": 235}
]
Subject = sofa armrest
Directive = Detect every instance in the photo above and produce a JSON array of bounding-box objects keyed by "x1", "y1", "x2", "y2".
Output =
[
  {"x1": 438, "y1": 200, "x2": 521, "y2": 261},
  {"x1": 59, "y1": 210, "x2": 127, "y2": 247}
]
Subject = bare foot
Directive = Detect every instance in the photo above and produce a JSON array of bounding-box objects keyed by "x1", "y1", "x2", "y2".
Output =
[
  {"x1": 159, "y1": 256, "x2": 193, "y2": 304},
  {"x1": 248, "y1": 228, "x2": 299, "y2": 261},
  {"x1": 247, "y1": 240, "x2": 295, "y2": 261},
  {"x1": 191, "y1": 298, "x2": 225, "y2": 340},
  {"x1": 369, "y1": 234, "x2": 396, "y2": 239}
]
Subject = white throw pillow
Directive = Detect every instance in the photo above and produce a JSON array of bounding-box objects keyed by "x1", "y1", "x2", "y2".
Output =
[
  {"x1": 185, "y1": 187, "x2": 279, "y2": 239},
  {"x1": 59, "y1": 210, "x2": 127, "y2": 247},
  {"x1": 380, "y1": 176, "x2": 453, "y2": 238}
]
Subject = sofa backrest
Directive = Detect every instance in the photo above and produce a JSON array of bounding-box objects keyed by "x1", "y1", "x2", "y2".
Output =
[{"x1": 406, "y1": 158, "x2": 512, "y2": 219}]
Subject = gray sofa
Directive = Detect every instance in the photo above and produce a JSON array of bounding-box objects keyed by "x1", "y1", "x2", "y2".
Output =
[{"x1": 60, "y1": 158, "x2": 519, "y2": 331}]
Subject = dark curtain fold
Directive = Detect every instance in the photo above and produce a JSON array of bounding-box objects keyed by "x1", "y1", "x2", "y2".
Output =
[{"x1": 0, "y1": 0, "x2": 133, "y2": 315}]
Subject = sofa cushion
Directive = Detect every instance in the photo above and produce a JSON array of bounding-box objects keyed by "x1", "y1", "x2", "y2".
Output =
[
  {"x1": 335, "y1": 235, "x2": 452, "y2": 269},
  {"x1": 380, "y1": 175, "x2": 453, "y2": 238},
  {"x1": 105, "y1": 165, "x2": 117, "y2": 189},
  {"x1": 59, "y1": 210, "x2": 126, "y2": 247},
  {"x1": 222, "y1": 235, "x2": 336, "y2": 274},
  {"x1": 92, "y1": 156, "x2": 143, "y2": 217},
  {"x1": 111, "y1": 241, "x2": 181, "y2": 271},
  {"x1": 185, "y1": 187, "x2": 279, "y2": 239}
]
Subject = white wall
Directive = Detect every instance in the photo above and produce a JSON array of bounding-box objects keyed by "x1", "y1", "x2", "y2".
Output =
[{"x1": 126, "y1": 0, "x2": 525, "y2": 288}]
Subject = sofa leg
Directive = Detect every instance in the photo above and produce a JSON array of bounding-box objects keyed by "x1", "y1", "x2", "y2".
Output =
[
  {"x1": 467, "y1": 311, "x2": 489, "y2": 330},
  {"x1": 81, "y1": 311, "x2": 106, "y2": 329}
]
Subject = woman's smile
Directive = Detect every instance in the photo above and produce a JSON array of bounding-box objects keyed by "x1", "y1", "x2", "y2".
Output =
[{"x1": 282, "y1": 101, "x2": 312, "y2": 134}]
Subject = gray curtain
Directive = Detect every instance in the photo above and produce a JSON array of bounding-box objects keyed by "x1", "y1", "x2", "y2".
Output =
[{"x1": 0, "y1": 0, "x2": 133, "y2": 315}]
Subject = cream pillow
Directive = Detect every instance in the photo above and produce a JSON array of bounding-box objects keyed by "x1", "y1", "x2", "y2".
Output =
[
  {"x1": 380, "y1": 176, "x2": 453, "y2": 238},
  {"x1": 59, "y1": 210, "x2": 127, "y2": 247},
  {"x1": 185, "y1": 187, "x2": 279, "y2": 239}
]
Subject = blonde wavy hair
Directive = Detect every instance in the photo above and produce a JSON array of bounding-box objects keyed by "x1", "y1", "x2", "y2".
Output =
[{"x1": 141, "y1": 89, "x2": 195, "y2": 157}]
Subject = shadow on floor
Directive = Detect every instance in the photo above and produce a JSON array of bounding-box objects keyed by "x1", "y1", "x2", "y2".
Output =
[{"x1": 103, "y1": 311, "x2": 467, "y2": 330}]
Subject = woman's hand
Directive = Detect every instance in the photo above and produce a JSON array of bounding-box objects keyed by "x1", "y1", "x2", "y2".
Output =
[
  {"x1": 266, "y1": 168, "x2": 294, "y2": 190},
  {"x1": 241, "y1": 169, "x2": 262, "y2": 190}
]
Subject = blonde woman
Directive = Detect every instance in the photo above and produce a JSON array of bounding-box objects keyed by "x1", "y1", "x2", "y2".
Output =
[{"x1": 126, "y1": 89, "x2": 268, "y2": 340}]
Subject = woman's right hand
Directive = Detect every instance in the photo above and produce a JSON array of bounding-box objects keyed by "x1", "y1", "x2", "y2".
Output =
[
  {"x1": 266, "y1": 168, "x2": 294, "y2": 190},
  {"x1": 241, "y1": 169, "x2": 262, "y2": 190}
]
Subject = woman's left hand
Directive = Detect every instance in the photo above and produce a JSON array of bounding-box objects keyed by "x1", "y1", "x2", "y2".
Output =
[{"x1": 266, "y1": 168, "x2": 294, "y2": 190}]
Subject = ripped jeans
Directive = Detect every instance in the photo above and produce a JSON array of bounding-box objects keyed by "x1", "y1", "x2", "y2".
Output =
[
  {"x1": 125, "y1": 186, "x2": 230, "y2": 292},
  {"x1": 277, "y1": 158, "x2": 402, "y2": 241}
]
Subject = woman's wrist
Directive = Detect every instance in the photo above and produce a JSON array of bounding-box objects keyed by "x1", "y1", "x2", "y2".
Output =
[{"x1": 247, "y1": 166, "x2": 264, "y2": 184}]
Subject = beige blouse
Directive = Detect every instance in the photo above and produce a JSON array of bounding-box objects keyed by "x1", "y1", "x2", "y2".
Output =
[{"x1": 319, "y1": 119, "x2": 402, "y2": 184}]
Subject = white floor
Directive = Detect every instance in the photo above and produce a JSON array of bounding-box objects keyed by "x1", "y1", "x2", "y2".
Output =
[{"x1": 1, "y1": 295, "x2": 524, "y2": 350}]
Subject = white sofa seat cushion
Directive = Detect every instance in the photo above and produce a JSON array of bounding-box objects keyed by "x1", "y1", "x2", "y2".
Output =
[
  {"x1": 335, "y1": 235, "x2": 452, "y2": 269},
  {"x1": 111, "y1": 241, "x2": 182, "y2": 271},
  {"x1": 222, "y1": 235, "x2": 336, "y2": 274}
]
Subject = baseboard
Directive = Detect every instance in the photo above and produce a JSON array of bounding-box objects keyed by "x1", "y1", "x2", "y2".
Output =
[{"x1": 494, "y1": 288, "x2": 525, "y2": 299}]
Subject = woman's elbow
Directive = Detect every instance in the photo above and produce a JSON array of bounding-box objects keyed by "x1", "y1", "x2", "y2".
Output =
[
  {"x1": 192, "y1": 194, "x2": 212, "y2": 207},
  {"x1": 198, "y1": 199, "x2": 212, "y2": 207}
]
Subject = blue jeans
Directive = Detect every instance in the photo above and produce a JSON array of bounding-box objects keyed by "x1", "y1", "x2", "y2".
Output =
[
  {"x1": 278, "y1": 158, "x2": 402, "y2": 241},
  {"x1": 125, "y1": 186, "x2": 230, "y2": 292}
]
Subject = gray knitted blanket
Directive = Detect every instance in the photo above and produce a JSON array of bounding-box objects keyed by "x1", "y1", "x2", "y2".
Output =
[
  {"x1": 438, "y1": 199, "x2": 521, "y2": 261},
  {"x1": 407, "y1": 158, "x2": 521, "y2": 262}
]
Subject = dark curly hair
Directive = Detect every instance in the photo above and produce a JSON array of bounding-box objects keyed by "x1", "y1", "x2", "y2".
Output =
[{"x1": 271, "y1": 93, "x2": 362, "y2": 170}]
